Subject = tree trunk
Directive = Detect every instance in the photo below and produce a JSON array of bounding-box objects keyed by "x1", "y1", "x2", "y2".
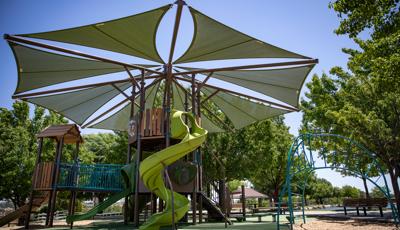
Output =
[
  {"x1": 362, "y1": 177, "x2": 370, "y2": 199},
  {"x1": 389, "y1": 167, "x2": 400, "y2": 211},
  {"x1": 218, "y1": 180, "x2": 226, "y2": 213},
  {"x1": 269, "y1": 196, "x2": 273, "y2": 207}
]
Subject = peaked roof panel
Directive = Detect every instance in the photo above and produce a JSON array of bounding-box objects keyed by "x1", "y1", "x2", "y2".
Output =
[
  {"x1": 201, "y1": 87, "x2": 289, "y2": 129},
  {"x1": 180, "y1": 64, "x2": 314, "y2": 107},
  {"x1": 174, "y1": 7, "x2": 308, "y2": 64},
  {"x1": 10, "y1": 42, "x2": 129, "y2": 94},
  {"x1": 25, "y1": 82, "x2": 131, "y2": 125},
  {"x1": 90, "y1": 81, "x2": 161, "y2": 131},
  {"x1": 20, "y1": 5, "x2": 171, "y2": 63}
]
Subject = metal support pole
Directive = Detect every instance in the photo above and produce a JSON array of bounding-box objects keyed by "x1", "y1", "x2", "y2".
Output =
[
  {"x1": 25, "y1": 137, "x2": 43, "y2": 229},
  {"x1": 69, "y1": 142, "x2": 79, "y2": 229},
  {"x1": 125, "y1": 83, "x2": 136, "y2": 225},
  {"x1": 134, "y1": 70, "x2": 145, "y2": 227},
  {"x1": 241, "y1": 185, "x2": 246, "y2": 220},
  {"x1": 191, "y1": 74, "x2": 197, "y2": 225},
  {"x1": 165, "y1": 64, "x2": 176, "y2": 229},
  {"x1": 196, "y1": 87, "x2": 203, "y2": 223},
  {"x1": 48, "y1": 137, "x2": 64, "y2": 227}
]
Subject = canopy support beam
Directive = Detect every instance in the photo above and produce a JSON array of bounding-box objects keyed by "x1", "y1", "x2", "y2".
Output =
[
  {"x1": 174, "y1": 59, "x2": 318, "y2": 76},
  {"x1": 111, "y1": 83, "x2": 131, "y2": 100},
  {"x1": 124, "y1": 66, "x2": 140, "y2": 88},
  {"x1": 168, "y1": 0, "x2": 185, "y2": 64},
  {"x1": 12, "y1": 76, "x2": 159, "y2": 100},
  {"x1": 4, "y1": 34, "x2": 163, "y2": 75},
  {"x1": 202, "y1": 106, "x2": 233, "y2": 132},
  {"x1": 201, "y1": 89, "x2": 219, "y2": 105},
  {"x1": 196, "y1": 72, "x2": 213, "y2": 94}
]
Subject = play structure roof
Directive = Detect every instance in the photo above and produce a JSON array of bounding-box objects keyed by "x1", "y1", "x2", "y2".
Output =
[
  {"x1": 232, "y1": 188, "x2": 268, "y2": 199},
  {"x1": 37, "y1": 124, "x2": 83, "y2": 143},
  {"x1": 6, "y1": 2, "x2": 317, "y2": 132}
]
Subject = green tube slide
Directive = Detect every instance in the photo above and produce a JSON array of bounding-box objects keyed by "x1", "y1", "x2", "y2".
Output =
[
  {"x1": 66, "y1": 160, "x2": 136, "y2": 223},
  {"x1": 139, "y1": 110, "x2": 208, "y2": 230}
]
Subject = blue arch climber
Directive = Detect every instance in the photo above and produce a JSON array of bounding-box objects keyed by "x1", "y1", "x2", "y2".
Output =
[{"x1": 277, "y1": 133, "x2": 399, "y2": 229}]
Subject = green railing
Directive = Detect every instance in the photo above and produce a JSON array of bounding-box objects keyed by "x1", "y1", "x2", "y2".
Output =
[{"x1": 57, "y1": 163, "x2": 124, "y2": 192}]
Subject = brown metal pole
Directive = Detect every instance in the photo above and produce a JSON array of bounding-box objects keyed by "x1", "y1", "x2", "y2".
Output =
[
  {"x1": 48, "y1": 136, "x2": 64, "y2": 227},
  {"x1": 196, "y1": 72, "x2": 213, "y2": 94},
  {"x1": 4, "y1": 35, "x2": 163, "y2": 75},
  {"x1": 164, "y1": 1, "x2": 186, "y2": 227},
  {"x1": 124, "y1": 83, "x2": 136, "y2": 225},
  {"x1": 12, "y1": 76, "x2": 158, "y2": 100},
  {"x1": 25, "y1": 137, "x2": 43, "y2": 229},
  {"x1": 168, "y1": 1, "x2": 185, "y2": 64},
  {"x1": 196, "y1": 87, "x2": 203, "y2": 223},
  {"x1": 191, "y1": 74, "x2": 197, "y2": 225},
  {"x1": 69, "y1": 142, "x2": 79, "y2": 229},
  {"x1": 173, "y1": 59, "x2": 318, "y2": 76},
  {"x1": 133, "y1": 70, "x2": 145, "y2": 227},
  {"x1": 241, "y1": 185, "x2": 246, "y2": 220}
]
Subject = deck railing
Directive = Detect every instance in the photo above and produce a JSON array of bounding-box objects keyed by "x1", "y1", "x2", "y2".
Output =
[{"x1": 57, "y1": 163, "x2": 124, "y2": 192}]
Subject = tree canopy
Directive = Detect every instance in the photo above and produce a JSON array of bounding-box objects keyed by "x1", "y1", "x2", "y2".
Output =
[{"x1": 302, "y1": 0, "x2": 400, "y2": 208}]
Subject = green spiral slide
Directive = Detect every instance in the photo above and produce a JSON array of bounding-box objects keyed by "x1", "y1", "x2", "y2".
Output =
[
  {"x1": 66, "y1": 110, "x2": 207, "y2": 229},
  {"x1": 139, "y1": 110, "x2": 208, "y2": 230}
]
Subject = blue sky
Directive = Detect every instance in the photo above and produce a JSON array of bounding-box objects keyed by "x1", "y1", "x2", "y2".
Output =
[{"x1": 1, "y1": 0, "x2": 391, "y2": 192}]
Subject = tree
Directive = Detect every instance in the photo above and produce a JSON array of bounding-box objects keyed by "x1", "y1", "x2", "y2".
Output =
[
  {"x1": 341, "y1": 185, "x2": 361, "y2": 198},
  {"x1": 371, "y1": 186, "x2": 390, "y2": 198},
  {"x1": 309, "y1": 178, "x2": 334, "y2": 204},
  {"x1": 302, "y1": 0, "x2": 400, "y2": 210},
  {"x1": 0, "y1": 102, "x2": 67, "y2": 209},
  {"x1": 202, "y1": 115, "x2": 293, "y2": 208},
  {"x1": 248, "y1": 117, "x2": 293, "y2": 204}
]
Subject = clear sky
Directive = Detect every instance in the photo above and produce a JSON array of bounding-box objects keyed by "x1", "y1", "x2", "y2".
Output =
[{"x1": 0, "y1": 0, "x2": 391, "y2": 192}]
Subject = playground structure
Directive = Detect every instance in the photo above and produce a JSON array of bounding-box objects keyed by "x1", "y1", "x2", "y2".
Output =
[
  {"x1": 277, "y1": 133, "x2": 400, "y2": 229},
  {"x1": 2, "y1": 0, "x2": 318, "y2": 229}
]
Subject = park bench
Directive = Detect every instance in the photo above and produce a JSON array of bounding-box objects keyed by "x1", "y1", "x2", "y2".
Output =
[
  {"x1": 343, "y1": 198, "x2": 387, "y2": 217},
  {"x1": 252, "y1": 212, "x2": 277, "y2": 222},
  {"x1": 230, "y1": 214, "x2": 246, "y2": 222}
]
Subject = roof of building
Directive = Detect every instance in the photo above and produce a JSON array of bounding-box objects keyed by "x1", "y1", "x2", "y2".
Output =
[
  {"x1": 37, "y1": 124, "x2": 83, "y2": 143},
  {"x1": 232, "y1": 187, "x2": 268, "y2": 199}
]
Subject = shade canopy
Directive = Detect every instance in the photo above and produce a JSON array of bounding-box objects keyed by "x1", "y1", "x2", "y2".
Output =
[
  {"x1": 201, "y1": 87, "x2": 289, "y2": 129},
  {"x1": 26, "y1": 82, "x2": 131, "y2": 125},
  {"x1": 179, "y1": 64, "x2": 314, "y2": 107},
  {"x1": 174, "y1": 7, "x2": 307, "y2": 63},
  {"x1": 6, "y1": 2, "x2": 317, "y2": 133},
  {"x1": 20, "y1": 5, "x2": 170, "y2": 63},
  {"x1": 91, "y1": 80, "x2": 161, "y2": 131},
  {"x1": 10, "y1": 42, "x2": 128, "y2": 94}
]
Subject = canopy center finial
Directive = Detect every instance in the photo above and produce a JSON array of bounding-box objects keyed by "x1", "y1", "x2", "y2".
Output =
[{"x1": 174, "y1": 0, "x2": 187, "y2": 6}]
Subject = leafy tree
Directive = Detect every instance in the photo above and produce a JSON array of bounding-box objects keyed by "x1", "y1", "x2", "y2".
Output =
[
  {"x1": 248, "y1": 117, "x2": 293, "y2": 204},
  {"x1": 202, "y1": 116, "x2": 293, "y2": 208},
  {"x1": 341, "y1": 185, "x2": 361, "y2": 198},
  {"x1": 302, "y1": 0, "x2": 400, "y2": 210},
  {"x1": 83, "y1": 133, "x2": 118, "y2": 163},
  {"x1": 0, "y1": 102, "x2": 67, "y2": 209},
  {"x1": 371, "y1": 186, "x2": 390, "y2": 198},
  {"x1": 309, "y1": 178, "x2": 334, "y2": 204}
]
